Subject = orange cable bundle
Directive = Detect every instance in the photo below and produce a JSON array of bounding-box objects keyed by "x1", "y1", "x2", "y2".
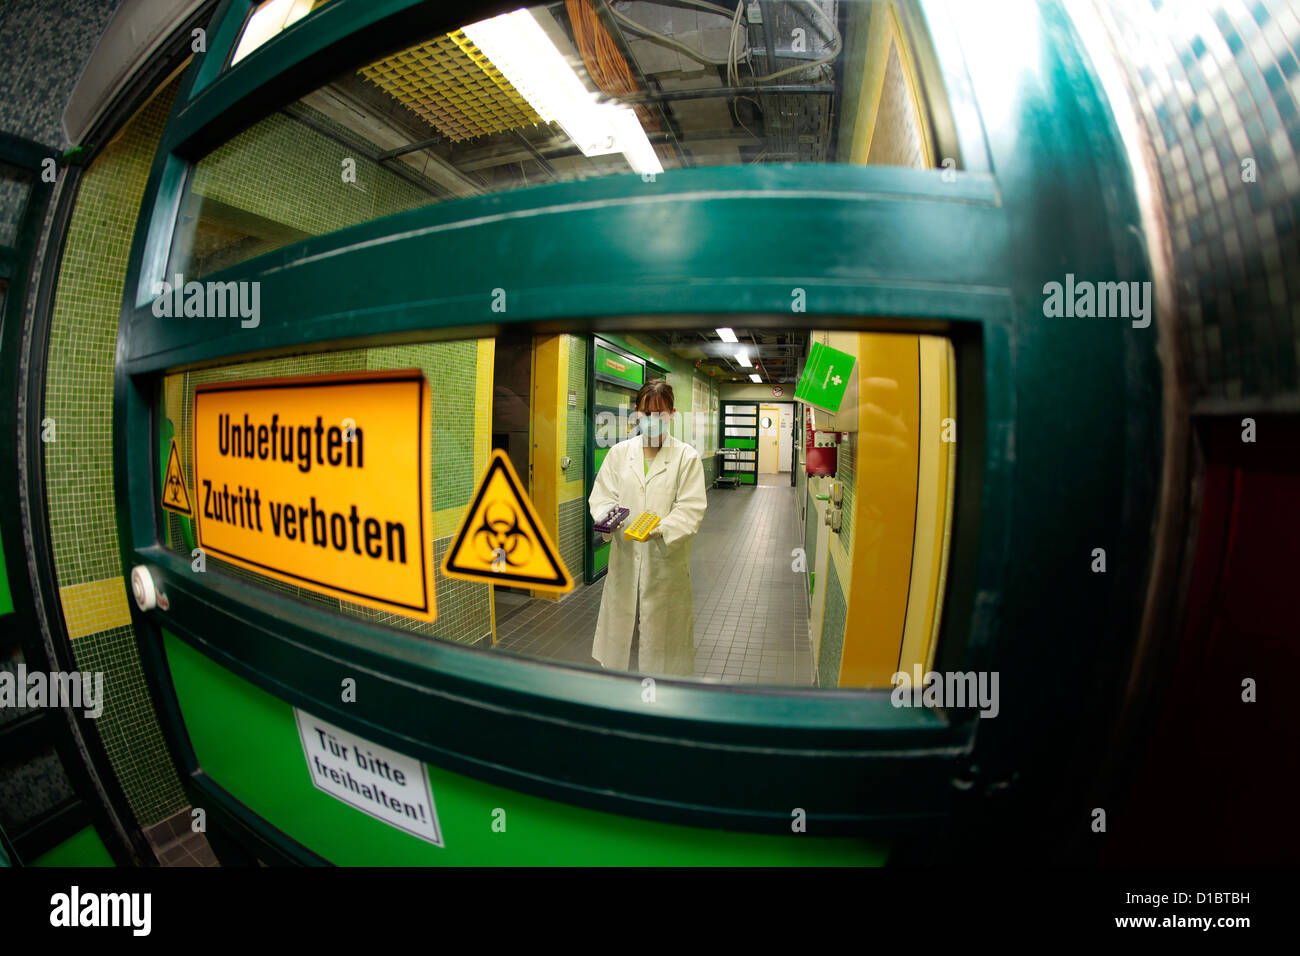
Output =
[{"x1": 565, "y1": 0, "x2": 677, "y2": 164}]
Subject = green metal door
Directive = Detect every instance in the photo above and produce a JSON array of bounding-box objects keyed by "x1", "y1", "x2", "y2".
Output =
[
  {"x1": 720, "y1": 402, "x2": 760, "y2": 485},
  {"x1": 105, "y1": 0, "x2": 1164, "y2": 865},
  {"x1": 588, "y1": 338, "x2": 648, "y2": 580}
]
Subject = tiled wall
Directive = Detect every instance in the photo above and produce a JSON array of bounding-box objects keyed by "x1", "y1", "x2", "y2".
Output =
[
  {"x1": 0, "y1": 747, "x2": 75, "y2": 837},
  {"x1": 836, "y1": 431, "x2": 857, "y2": 549},
  {"x1": 558, "y1": 498, "x2": 586, "y2": 585},
  {"x1": 818, "y1": 558, "x2": 847, "y2": 688},
  {"x1": 0, "y1": 0, "x2": 121, "y2": 148},
  {"x1": 1097, "y1": 0, "x2": 1300, "y2": 406},
  {"x1": 42, "y1": 75, "x2": 188, "y2": 827},
  {"x1": 565, "y1": 335, "x2": 588, "y2": 482},
  {"x1": 701, "y1": 454, "x2": 718, "y2": 486},
  {"x1": 802, "y1": 466, "x2": 818, "y2": 587},
  {"x1": 865, "y1": 41, "x2": 929, "y2": 167},
  {"x1": 838, "y1": 0, "x2": 932, "y2": 168},
  {"x1": 0, "y1": 174, "x2": 30, "y2": 247},
  {"x1": 0, "y1": 282, "x2": 8, "y2": 615},
  {"x1": 0, "y1": 644, "x2": 26, "y2": 725},
  {"x1": 186, "y1": 108, "x2": 436, "y2": 276},
  {"x1": 666, "y1": 366, "x2": 695, "y2": 441},
  {"x1": 0, "y1": 0, "x2": 135, "y2": 851}
]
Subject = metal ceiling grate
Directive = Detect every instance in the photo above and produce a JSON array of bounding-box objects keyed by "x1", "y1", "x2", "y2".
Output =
[{"x1": 357, "y1": 31, "x2": 545, "y2": 142}]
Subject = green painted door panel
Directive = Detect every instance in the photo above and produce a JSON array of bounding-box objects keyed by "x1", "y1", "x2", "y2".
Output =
[
  {"x1": 0, "y1": 527, "x2": 12, "y2": 615},
  {"x1": 165, "y1": 631, "x2": 883, "y2": 866},
  {"x1": 592, "y1": 440, "x2": 610, "y2": 574},
  {"x1": 594, "y1": 345, "x2": 644, "y2": 388},
  {"x1": 30, "y1": 826, "x2": 115, "y2": 867}
]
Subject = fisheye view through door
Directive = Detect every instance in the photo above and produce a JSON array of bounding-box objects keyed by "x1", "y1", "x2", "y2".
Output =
[
  {"x1": 156, "y1": 326, "x2": 953, "y2": 689},
  {"x1": 0, "y1": 0, "x2": 1294, "y2": 930}
]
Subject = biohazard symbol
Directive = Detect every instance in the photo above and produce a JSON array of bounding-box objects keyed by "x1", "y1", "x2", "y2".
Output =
[
  {"x1": 441, "y1": 450, "x2": 573, "y2": 592},
  {"x1": 161, "y1": 438, "x2": 192, "y2": 516},
  {"x1": 473, "y1": 501, "x2": 533, "y2": 570}
]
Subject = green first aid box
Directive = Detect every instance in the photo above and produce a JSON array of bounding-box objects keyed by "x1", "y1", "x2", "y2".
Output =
[{"x1": 795, "y1": 341, "x2": 856, "y2": 413}]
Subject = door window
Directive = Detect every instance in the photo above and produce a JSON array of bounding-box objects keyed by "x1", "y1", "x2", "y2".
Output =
[
  {"x1": 158, "y1": 326, "x2": 956, "y2": 689},
  {"x1": 168, "y1": 1, "x2": 956, "y2": 281}
]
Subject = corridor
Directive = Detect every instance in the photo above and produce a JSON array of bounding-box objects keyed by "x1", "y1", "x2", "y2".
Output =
[{"x1": 493, "y1": 481, "x2": 813, "y2": 684}]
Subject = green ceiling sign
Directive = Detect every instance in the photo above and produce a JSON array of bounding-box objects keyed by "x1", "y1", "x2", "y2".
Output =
[
  {"x1": 595, "y1": 344, "x2": 643, "y2": 387},
  {"x1": 795, "y1": 341, "x2": 855, "y2": 412}
]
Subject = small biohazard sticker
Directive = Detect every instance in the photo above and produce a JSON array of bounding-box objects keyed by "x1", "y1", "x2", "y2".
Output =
[{"x1": 161, "y1": 438, "x2": 192, "y2": 516}]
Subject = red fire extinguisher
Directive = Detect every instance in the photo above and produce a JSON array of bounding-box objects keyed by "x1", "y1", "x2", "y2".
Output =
[{"x1": 804, "y1": 405, "x2": 838, "y2": 476}]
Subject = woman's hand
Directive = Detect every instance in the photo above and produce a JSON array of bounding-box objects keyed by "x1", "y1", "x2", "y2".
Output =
[{"x1": 645, "y1": 525, "x2": 663, "y2": 538}]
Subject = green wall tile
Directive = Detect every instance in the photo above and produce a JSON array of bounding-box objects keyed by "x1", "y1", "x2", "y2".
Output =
[
  {"x1": 41, "y1": 75, "x2": 188, "y2": 827},
  {"x1": 818, "y1": 559, "x2": 847, "y2": 689}
]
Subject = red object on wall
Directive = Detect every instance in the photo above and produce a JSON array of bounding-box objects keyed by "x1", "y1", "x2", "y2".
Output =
[
  {"x1": 1102, "y1": 416, "x2": 1300, "y2": 865},
  {"x1": 804, "y1": 405, "x2": 837, "y2": 476}
]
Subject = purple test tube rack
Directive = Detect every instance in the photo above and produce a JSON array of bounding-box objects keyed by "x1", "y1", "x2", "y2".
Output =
[{"x1": 594, "y1": 506, "x2": 630, "y2": 534}]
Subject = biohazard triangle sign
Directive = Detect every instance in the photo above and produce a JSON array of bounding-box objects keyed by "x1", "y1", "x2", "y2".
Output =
[
  {"x1": 161, "y1": 438, "x2": 192, "y2": 516},
  {"x1": 442, "y1": 449, "x2": 573, "y2": 593}
]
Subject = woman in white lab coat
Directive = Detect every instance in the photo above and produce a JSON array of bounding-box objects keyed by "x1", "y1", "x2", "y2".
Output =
[{"x1": 589, "y1": 380, "x2": 707, "y2": 676}]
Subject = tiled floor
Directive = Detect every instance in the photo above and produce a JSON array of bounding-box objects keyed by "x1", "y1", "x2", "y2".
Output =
[
  {"x1": 493, "y1": 584, "x2": 606, "y2": 666},
  {"x1": 144, "y1": 807, "x2": 219, "y2": 867},
  {"x1": 493, "y1": 476, "x2": 813, "y2": 684}
]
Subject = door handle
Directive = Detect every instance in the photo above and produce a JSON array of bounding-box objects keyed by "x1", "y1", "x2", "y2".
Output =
[{"x1": 130, "y1": 566, "x2": 158, "y2": 611}]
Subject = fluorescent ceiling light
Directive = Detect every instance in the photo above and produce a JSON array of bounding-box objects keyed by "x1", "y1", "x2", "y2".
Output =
[
  {"x1": 735, "y1": 351, "x2": 751, "y2": 367},
  {"x1": 750, "y1": 374, "x2": 762, "y2": 383},
  {"x1": 232, "y1": 0, "x2": 317, "y2": 65},
  {"x1": 463, "y1": 10, "x2": 663, "y2": 175},
  {"x1": 716, "y1": 327, "x2": 738, "y2": 342}
]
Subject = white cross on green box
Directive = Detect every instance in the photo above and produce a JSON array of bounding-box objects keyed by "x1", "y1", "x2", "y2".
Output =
[{"x1": 795, "y1": 341, "x2": 856, "y2": 413}]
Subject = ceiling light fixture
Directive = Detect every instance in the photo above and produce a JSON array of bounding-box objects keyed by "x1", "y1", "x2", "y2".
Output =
[
  {"x1": 716, "y1": 328, "x2": 738, "y2": 342},
  {"x1": 749, "y1": 373, "x2": 762, "y2": 383},
  {"x1": 735, "y1": 351, "x2": 751, "y2": 367},
  {"x1": 463, "y1": 9, "x2": 663, "y2": 175}
]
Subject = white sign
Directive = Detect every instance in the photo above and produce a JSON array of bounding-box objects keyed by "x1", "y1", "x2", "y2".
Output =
[{"x1": 295, "y1": 708, "x2": 443, "y2": 846}]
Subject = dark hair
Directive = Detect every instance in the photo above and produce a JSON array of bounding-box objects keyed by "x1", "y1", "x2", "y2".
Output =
[{"x1": 635, "y1": 378, "x2": 674, "y2": 412}]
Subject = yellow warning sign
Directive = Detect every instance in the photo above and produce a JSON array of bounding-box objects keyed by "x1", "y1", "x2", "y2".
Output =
[
  {"x1": 161, "y1": 438, "x2": 192, "y2": 516},
  {"x1": 192, "y1": 370, "x2": 435, "y2": 621},
  {"x1": 441, "y1": 449, "x2": 573, "y2": 592}
]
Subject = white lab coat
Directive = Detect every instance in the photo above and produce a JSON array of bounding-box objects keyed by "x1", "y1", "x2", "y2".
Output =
[{"x1": 589, "y1": 433, "x2": 707, "y2": 675}]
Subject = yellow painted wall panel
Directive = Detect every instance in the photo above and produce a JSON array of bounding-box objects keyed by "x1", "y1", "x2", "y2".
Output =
[
  {"x1": 61, "y1": 577, "x2": 133, "y2": 640},
  {"x1": 531, "y1": 335, "x2": 562, "y2": 599},
  {"x1": 474, "y1": 338, "x2": 495, "y2": 481},
  {"x1": 898, "y1": 337, "x2": 954, "y2": 672},
  {"x1": 838, "y1": 333, "x2": 919, "y2": 687}
]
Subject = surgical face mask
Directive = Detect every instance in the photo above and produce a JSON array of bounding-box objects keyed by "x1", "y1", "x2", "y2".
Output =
[{"x1": 636, "y1": 412, "x2": 669, "y2": 440}]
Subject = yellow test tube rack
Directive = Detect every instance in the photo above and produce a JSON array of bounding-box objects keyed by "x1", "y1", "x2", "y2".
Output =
[{"x1": 623, "y1": 511, "x2": 661, "y2": 541}]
